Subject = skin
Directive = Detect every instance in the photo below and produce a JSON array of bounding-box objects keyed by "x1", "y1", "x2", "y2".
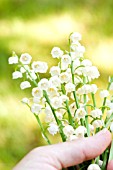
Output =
[{"x1": 13, "y1": 129, "x2": 113, "y2": 170}]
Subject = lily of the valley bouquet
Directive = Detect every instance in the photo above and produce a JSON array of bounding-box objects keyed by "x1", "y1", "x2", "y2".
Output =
[{"x1": 8, "y1": 32, "x2": 113, "y2": 170}]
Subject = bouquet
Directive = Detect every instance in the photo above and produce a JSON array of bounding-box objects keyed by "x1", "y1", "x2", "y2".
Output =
[{"x1": 8, "y1": 32, "x2": 113, "y2": 170}]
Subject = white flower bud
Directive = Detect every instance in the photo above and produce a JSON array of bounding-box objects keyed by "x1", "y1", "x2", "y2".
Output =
[
  {"x1": 63, "y1": 125, "x2": 75, "y2": 137},
  {"x1": 100, "y1": 90, "x2": 109, "y2": 98},
  {"x1": 90, "y1": 109, "x2": 102, "y2": 118},
  {"x1": 32, "y1": 87, "x2": 43, "y2": 98},
  {"x1": 70, "y1": 32, "x2": 82, "y2": 43},
  {"x1": 87, "y1": 164, "x2": 101, "y2": 170},
  {"x1": 12, "y1": 71, "x2": 22, "y2": 79},
  {"x1": 21, "y1": 97, "x2": 29, "y2": 104},
  {"x1": 47, "y1": 123, "x2": 59, "y2": 135},
  {"x1": 75, "y1": 126, "x2": 87, "y2": 138},
  {"x1": 49, "y1": 76, "x2": 61, "y2": 87},
  {"x1": 60, "y1": 72, "x2": 70, "y2": 83},
  {"x1": 51, "y1": 47, "x2": 63, "y2": 58},
  {"x1": 92, "y1": 120, "x2": 103, "y2": 128},
  {"x1": 20, "y1": 81, "x2": 31, "y2": 90},
  {"x1": 20, "y1": 53, "x2": 32, "y2": 65},
  {"x1": 76, "y1": 108, "x2": 87, "y2": 119},
  {"x1": 91, "y1": 84, "x2": 98, "y2": 94},
  {"x1": 65, "y1": 82, "x2": 75, "y2": 93},
  {"x1": 8, "y1": 56, "x2": 18, "y2": 64},
  {"x1": 31, "y1": 103, "x2": 42, "y2": 114},
  {"x1": 32, "y1": 61, "x2": 48, "y2": 73},
  {"x1": 51, "y1": 96, "x2": 62, "y2": 109},
  {"x1": 81, "y1": 59, "x2": 92, "y2": 66},
  {"x1": 50, "y1": 66, "x2": 60, "y2": 76},
  {"x1": 38, "y1": 78, "x2": 49, "y2": 90}
]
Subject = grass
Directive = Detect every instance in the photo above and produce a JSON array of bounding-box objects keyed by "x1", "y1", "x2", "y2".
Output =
[{"x1": 0, "y1": 0, "x2": 113, "y2": 169}]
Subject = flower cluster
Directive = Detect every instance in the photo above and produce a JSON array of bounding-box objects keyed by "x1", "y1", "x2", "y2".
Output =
[{"x1": 8, "y1": 32, "x2": 113, "y2": 170}]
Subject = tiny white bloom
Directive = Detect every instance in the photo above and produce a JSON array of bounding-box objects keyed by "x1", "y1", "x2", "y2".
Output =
[
  {"x1": 47, "y1": 122, "x2": 59, "y2": 135},
  {"x1": 33, "y1": 97, "x2": 40, "y2": 103},
  {"x1": 63, "y1": 125, "x2": 75, "y2": 137},
  {"x1": 20, "y1": 53, "x2": 32, "y2": 64},
  {"x1": 65, "y1": 82, "x2": 75, "y2": 93},
  {"x1": 61, "y1": 54, "x2": 71, "y2": 64},
  {"x1": 90, "y1": 109, "x2": 102, "y2": 118},
  {"x1": 89, "y1": 124, "x2": 94, "y2": 133},
  {"x1": 92, "y1": 120, "x2": 103, "y2": 128},
  {"x1": 49, "y1": 76, "x2": 61, "y2": 87},
  {"x1": 83, "y1": 66, "x2": 100, "y2": 80},
  {"x1": 38, "y1": 78, "x2": 49, "y2": 90},
  {"x1": 76, "y1": 108, "x2": 87, "y2": 119},
  {"x1": 67, "y1": 135, "x2": 78, "y2": 141},
  {"x1": 12, "y1": 71, "x2": 22, "y2": 79},
  {"x1": 81, "y1": 59, "x2": 92, "y2": 66},
  {"x1": 98, "y1": 160, "x2": 103, "y2": 167},
  {"x1": 51, "y1": 96, "x2": 62, "y2": 109},
  {"x1": 50, "y1": 66, "x2": 60, "y2": 76},
  {"x1": 87, "y1": 164, "x2": 101, "y2": 170},
  {"x1": 75, "y1": 126, "x2": 87, "y2": 138},
  {"x1": 21, "y1": 97, "x2": 29, "y2": 104},
  {"x1": 61, "y1": 54, "x2": 71, "y2": 70},
  {"x1": 110, "y1": 122, "x2": 113, "y2": 132},
  {"x1": 77, "y1": 84, "x2": 92, "y2": 95},
  {"x1": 70, "y1": 32, "x2": 82, "y2": 43},
  {"x1": 8, "y1": 56, "x2": 18, "y2": 64},
  {"x1": 100, "y1": 90, "x2": 109, "y2": 98},
  {"x1": 51, "y1": 47, "x2": 63, "y2": 58},
  {"x1": 45, "y1": 105, "x2": 54, "y2": 122},
  {"x1": 91, "y1": 84, "x2": 98, "y2": 94},
  {"x1": 32, "y1": 61, "x2": 48, "y2": 73},
  {"x1": 47, "y1": 85, "x2": 57, "y2": 97},
  {"x1": 73, "y1": 59, "x2": 81, "y2": 70},
  {"x1": 106, "y1": 109, "x2": 113, "y2": 118},
  {"x1": 60, "y1": 95, "x2": 69, "y2": 102},
  {"x1": 31, "y1": 103, "x2": 42, "y2": 114},
  {"x1": 20, "y1": 81, "x2": 31, "y2": 90},
  {"x1": 60, "y1": 72, "x2": 70, "y2": 83},
  {"x1": 32, "y1": 87, "x2": 43, "y2": 98}
]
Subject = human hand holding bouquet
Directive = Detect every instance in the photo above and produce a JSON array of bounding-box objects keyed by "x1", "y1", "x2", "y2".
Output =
[{"x1": 9, "y1": 32, "x2": 113, "y2": 170}]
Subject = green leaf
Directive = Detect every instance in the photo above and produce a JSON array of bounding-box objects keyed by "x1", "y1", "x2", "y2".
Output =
[{"x1": 108, "y1": 140, "x2": 113, "y2": 162}]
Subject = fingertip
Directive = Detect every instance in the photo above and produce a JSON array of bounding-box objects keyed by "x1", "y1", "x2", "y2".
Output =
[{"x1": 107, "y1": 160, "x2": 113, "y2": 170}]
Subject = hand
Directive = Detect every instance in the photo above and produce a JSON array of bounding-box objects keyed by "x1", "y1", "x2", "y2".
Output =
[{"x1": 13, "y1": 129, "x2": 112, "y2": 170}]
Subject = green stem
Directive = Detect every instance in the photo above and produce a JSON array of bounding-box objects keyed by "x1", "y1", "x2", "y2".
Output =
[
  {"x1": 34, "y1": 114, "x2": 51, "y2": 145},
  {"x1": 105, "y1": 113, "x2": 113, "y2": 128},
  {"x1": 61, "y1": 84, "x2": 74, "y2": 126},
  {"x1": 83, "y1": 77, "x2": 90, "y2": 137},
  {"x1": 91, "y1": 93, "x2": 96, "y2": 108},
  {"x1": 43, "y1": 90, "x2": 66, "y2": 142},
  {"x1": 65, "y1": 100, "x2": 74, "y2": 126},
  {"x1": 70, "y1": 60, "x2": 80, "y2": 109},
  {"x1": 109, "y1": 140, "x2": 113, "y2": 162},
  {"x1": 102, "y1": 82, "x2": 111, "y2": 114},
  {"x1": 101, "y1": 149, "x2": 109, "y2": 170}
]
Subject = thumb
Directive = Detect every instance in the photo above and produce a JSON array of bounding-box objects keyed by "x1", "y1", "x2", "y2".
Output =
[{"x1": 44, "y1": 129, "x2": 111, "y2": 169}]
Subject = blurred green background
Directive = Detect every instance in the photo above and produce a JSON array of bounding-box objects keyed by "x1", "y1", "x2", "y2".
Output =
[{"x1": 0, "y1": 0, "x2": 113, "y2": 169}]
